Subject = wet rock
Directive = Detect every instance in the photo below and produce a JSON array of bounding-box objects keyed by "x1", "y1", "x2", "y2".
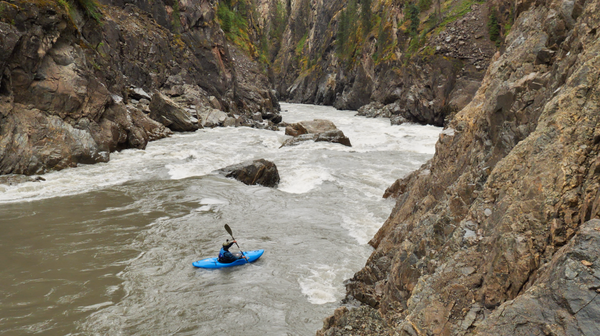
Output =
[
  {"x1": 285, "y1": 119, "x2": 338, "y2": 136},
  {"x1": 282, "y1": 119, "x2": 351, "y2": 147},
  {"x1": 315, "y1": 130, "x2": 352, "y2": 147},
  {"x1": 217, "y1": 159, "x2": 280, "y2": 188},
  {"x1": 0, "y1": 174, "x2": 45, "y2": 186}
]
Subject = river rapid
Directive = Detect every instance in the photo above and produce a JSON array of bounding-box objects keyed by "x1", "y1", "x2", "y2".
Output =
[{"x1": 0, "y1": 103, "x2": 440, "y2": 335}]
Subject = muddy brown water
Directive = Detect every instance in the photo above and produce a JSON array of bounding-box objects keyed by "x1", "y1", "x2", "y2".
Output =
[{"x1": 0, "y1": 104, "x2": 440, "y2": 335}]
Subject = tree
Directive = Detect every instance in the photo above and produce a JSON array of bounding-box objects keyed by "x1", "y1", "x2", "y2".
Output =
[
  {"x1": 337, "y1": 8, "x2": 349, "y2": 56},
  {"x1": 361, "y1": 0, "x2": 372, "y2": 36},
  {"x1": 408, "y1": 3, "x2": 420, "y2": 36}
]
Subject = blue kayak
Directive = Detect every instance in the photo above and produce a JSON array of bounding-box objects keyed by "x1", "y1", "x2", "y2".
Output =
[{"x1": 193, "y1": 249, "x2": 264, "y2": 269}]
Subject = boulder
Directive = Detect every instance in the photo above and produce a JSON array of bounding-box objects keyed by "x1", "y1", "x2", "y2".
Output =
[
  {"x1": 285, "y1": 119, "x2": 338, "y2": 136},
  {"x1": 217, "y1": 159, "x2": 280, "y2": 188},
  {"x1": 283, "y1": 119, "x2": 351, "y2": 147},
  {"x1": 149, "y1": 92, "x2": 199, "y2": 132},
  {"x1": 198, "y1": 107, "x2": 228, "y2": 128},
  {"x1": 315, "y1": 130, "x2": 352, "y2": 147}
]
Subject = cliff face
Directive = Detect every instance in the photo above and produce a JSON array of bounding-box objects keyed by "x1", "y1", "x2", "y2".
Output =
[
  {"x1": 0, "y1": 0, "x2": 279, "y2": 175},
  {"x1": 270, "y1": 0, "x2": 501, "y2": 126},
  {"x1": 319, "y1": 0, "x2": 600, "y2": 334}
]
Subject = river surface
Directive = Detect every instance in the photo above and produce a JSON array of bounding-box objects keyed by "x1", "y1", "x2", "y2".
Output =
[{"x1": 0, "y1": 103, "x2": 440, "y2": 335}]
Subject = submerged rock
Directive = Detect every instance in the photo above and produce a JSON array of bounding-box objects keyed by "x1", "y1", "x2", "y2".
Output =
[
  {"x1": 0, "y1": 175, "x2": 45, "y2": 186},
  {"x1": 217, "y1": 159, "x2": 280, "y2": 188}
]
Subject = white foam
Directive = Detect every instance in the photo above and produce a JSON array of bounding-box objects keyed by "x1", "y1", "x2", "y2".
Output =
[
  {"x1": 199, "y1": 198, "x2": 229, "y2": 205},
  {"x1": 0, "y1": 103, "x2": 441, "y2": 204},
  {"x1": 278, "y1": 167, "x2": 335, "y2": 194},
  {"x1": 341, "y1": 212, "x2": 383, "y2": 245},
  {"x1": 298, "y1": 265, "x2": 343, "y2": 305},
  {"x1": 76, "y1": 301, "x2": 114, "y2": 312}
]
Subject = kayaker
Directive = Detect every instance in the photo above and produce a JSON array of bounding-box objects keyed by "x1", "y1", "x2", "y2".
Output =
[{"x1": 218, "y1": 239, "x2": 242, "y2": 263}]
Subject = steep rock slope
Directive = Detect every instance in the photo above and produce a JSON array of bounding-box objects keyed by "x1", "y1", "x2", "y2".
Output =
[
  {"x1": 0, "y1": 0, "x2": 279, "y2": 175},
  {"x1": 270, "y1": 0, "x2": 502, "y2": 125},
  {"x1": 319, "y1": 0, "x2": 600, "y2": 334}
]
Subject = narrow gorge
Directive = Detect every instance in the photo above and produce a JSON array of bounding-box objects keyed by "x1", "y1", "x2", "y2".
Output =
[{"x1": 1, "y1": 0, "x2": 600, "y2": 335}]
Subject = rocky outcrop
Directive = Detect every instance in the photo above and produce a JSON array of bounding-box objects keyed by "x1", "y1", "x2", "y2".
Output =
[
  {"x1": 282, "y1": 119, "x2": 351, "y2": 147},
  {"x1": 217, "y1": 159, "x2": 280, "y2": 188},
  {"x1": 319, "y1": 0, "x2": 600, "y2": 333},
  {"x1": 0, "y1": 0, "x2": 280, "y2": 176},
  {"x1": 473, "y1": 219, "x2": 600, "y2": 335}
]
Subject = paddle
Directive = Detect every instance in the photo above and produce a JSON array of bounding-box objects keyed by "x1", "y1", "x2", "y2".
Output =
[{"x1": 224, "y1": 224, "x2": 247, "y2": 261}]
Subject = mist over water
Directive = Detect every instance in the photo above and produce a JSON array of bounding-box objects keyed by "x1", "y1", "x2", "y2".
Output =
[{"x1": 0, "y1": 103, "x2": 440, "y2": 335}]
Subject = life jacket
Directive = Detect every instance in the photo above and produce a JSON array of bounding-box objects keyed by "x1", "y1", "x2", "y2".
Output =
[{"x1": 218, "y1": 247, "x2": 237, "y2": 263}]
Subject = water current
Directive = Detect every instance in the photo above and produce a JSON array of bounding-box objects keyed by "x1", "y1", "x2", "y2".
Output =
[{"x1": 0, "y1": 103, "x2": 441, "y2": 335}]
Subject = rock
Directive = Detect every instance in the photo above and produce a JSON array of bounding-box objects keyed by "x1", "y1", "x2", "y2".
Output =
[
  {"x1": 149, "y1": 92, "x2": 199, "y2": 132},
  {"x1": 282, "y1": 119, "x2": 351, "y2": 147},
  {"x1": 280, "y1": 134, "x2": 318, "y2": 147},
  {"x1": 217, "y1": 159, "x2": 280, "y2": 188},
  {"x1": 390, "y1": 115, "x2": 409, "y2": 125},
  {"x1": 208, "y1": 96, "x2": 221, "y2": 110},
  {"x1": 285, "y1": 119, "x2": 338, "y2": 136},
  {"x1": 320, "y1": 0, "x2": 600, "y2": 333},
  {"x1": 129, "y1": 87, "x2": 151, "y2": 101},
  {"x1": 315, "y1": 130, "x2": 352, "y2": 147},
  {"x1": 198, "y1": 108, "x2": 228, "y2": 128},
  {"x1": 0, "y1": 174, "x2": 45, "y2": 186},
  {"x1": 222, "y1": 117, "x2": 236, "y2": 127},
  {"x1": 473, "y1": 220, "x2": 600, "y2": 335}
]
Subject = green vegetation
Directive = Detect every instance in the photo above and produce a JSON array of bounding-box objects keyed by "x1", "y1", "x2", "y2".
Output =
[
  {"x1": 337, "y1": 0, "x2": 379, "y2": 65},
  {"x1": 217, "y1": 0, "x2": 256, "y2": 55},
  {"x1": 488, "y1": 8, "x2": 500, "y2": 46},
  {"x1": 434, "y1": 0, "x2": 483, "y2": 34},
  {"x1": 407, "y1": 3, "x2": 420, "y2": 36},
  {"x1": 373, "y1": 13, "x2": 395, "y2": 64},
  {"x1": 54, "y1": 0, "x2": 102, "y2": 23},
  {"x1": 417, "y1": 0, "x2": 432, "y2": 12},
  {"x1": 171, "y1": 0, "x2": 181, "y2": 33},
  {"x1": 361, "y1": 0, "x2": 372, "y2": 36}
]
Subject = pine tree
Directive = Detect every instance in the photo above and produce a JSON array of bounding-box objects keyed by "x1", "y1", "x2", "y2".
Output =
[
  {"x1": 337, "y1": 9, "x2": 349, "y2": 57},
  {"x1": 408, "y1": 4, "x2": 420, "y2": 36},
  {"x1": 361, "y1": 0, "x2": 372, "y2": 35}
]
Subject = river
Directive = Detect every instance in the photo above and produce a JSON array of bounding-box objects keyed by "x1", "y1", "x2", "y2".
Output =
[{"x1": 0, "y1": 103, "x2": 440, "y2": 335}]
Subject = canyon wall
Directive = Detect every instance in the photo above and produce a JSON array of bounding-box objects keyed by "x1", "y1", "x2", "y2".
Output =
[
  {"x1": 319, "y1": 0, "x2": 600, "y2": 334},
  {"x1": 270, "y1": 0, "x2": 503, "y2": 125},
  {"x1": 0, "y1": 0, "x2": 279, "y2": 175}
]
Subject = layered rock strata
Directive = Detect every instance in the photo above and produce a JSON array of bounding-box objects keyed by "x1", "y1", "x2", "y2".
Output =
[
  {"x1": 319, "y1": 0, "x2": 600, "y2": 333},
  {"x1": 0, "y1": 0, "x2": 280, "y2": 175}
]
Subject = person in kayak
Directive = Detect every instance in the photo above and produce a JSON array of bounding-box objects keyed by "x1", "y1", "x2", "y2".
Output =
[{"x1": 218, "y1": 239, "x2": 243, "y2": 263}]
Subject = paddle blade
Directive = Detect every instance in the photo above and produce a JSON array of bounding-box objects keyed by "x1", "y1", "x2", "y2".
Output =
[{"x1": 224, "y1": 224, "x2": 233, "y2": 236}]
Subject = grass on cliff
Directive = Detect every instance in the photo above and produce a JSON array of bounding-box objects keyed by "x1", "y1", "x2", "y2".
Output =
[
  {"x1": 56, "y1": 0, "x2": 102, "y2": 23},
  {"x1": 434, "y1": 0, "x2": 485, "y2": 34}
]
